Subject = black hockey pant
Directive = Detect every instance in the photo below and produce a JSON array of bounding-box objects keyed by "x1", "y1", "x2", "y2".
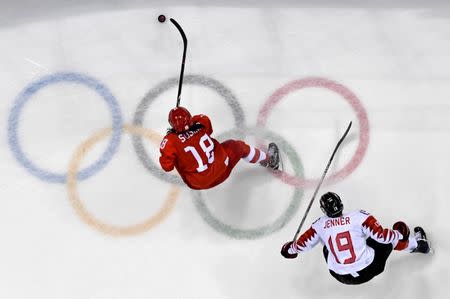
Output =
[{"x1": 323, "y1": 238, "x2": 393, "y2": 285}]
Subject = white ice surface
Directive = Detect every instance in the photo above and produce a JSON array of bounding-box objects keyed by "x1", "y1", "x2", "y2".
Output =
[{"x1": 1, "y1": 1, "x2": 449, "y2": 299}]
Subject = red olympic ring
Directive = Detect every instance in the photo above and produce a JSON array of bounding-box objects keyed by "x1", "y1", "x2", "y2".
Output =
[{"x1": 257, "y1": 77, "x2": 370, "y2": 188}]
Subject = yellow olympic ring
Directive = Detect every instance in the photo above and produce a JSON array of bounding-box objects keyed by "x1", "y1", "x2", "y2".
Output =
[{"x1": 67, "y1": 124, "x2": 180, "y2": 236}]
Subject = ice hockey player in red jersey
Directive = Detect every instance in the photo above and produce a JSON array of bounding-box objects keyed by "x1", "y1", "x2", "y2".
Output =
[
  {"x1": 280, "y1": 192, "x2": 431, "y2": 285},
  {"x1": 159, "y1": 106, "x2": 280, "y2": 190}
]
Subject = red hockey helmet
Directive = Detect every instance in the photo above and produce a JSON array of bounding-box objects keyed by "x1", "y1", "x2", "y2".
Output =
[{"x1": 168, "y1": 106, "x2": 193, "y2": 133}]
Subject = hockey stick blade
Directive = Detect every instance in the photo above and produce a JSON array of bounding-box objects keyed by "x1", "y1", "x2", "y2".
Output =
[
  {"x1": 169, "y1": 18, "x2": 188, "y2": 107},
  {"x1": 292, "y1": 121, "x2": 352, "y2": 242}
]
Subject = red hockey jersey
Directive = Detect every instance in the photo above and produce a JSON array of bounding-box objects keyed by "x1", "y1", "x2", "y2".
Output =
[{"x1": 159, "y1": 114, "x2": 230, "y2": 189}]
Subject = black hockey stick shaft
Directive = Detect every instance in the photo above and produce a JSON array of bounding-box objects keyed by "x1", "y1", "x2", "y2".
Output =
[
  {"x1": 170, "y1": 18, "x2": 187, "y2": 107},
  {"x1": 292, "y1": 121, "x2": 352, "y2": 242}
]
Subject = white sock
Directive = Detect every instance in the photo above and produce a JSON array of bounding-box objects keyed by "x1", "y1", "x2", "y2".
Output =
[
  {"x1": 407, "y1": 235, "x2": 418, "y2": 252},
  {"x1": 243, "y1": 146, "x2": 267, "y2": 163}
]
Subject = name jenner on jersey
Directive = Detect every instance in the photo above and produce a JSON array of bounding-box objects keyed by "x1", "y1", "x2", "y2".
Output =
[{"x1": 323, "y1": 216, "x2": 351, "y2": 229}]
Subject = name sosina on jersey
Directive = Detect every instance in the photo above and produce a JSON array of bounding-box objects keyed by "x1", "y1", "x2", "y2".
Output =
[{"x1": 176, "y1": 124, "x2": 203, "y2": 143}]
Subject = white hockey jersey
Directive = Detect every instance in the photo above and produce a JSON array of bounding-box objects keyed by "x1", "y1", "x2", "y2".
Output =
[{"x1": 288, "y1": 210, "x2": 403, "y2": 276}]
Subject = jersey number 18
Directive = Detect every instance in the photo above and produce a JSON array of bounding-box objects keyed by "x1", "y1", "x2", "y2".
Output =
[{"x1": 184, "y1": 134, "x2": 215, "y2": 172}]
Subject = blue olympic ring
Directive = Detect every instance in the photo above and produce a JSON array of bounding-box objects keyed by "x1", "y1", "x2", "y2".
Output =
[{"x1": 7, "y1": 72, "x2": 123, "y2": 183}]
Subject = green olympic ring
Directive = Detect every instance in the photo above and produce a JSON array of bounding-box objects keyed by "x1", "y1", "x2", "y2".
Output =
[{"x1": 192, "y1": 126, "x2": 304, "y2": 239}]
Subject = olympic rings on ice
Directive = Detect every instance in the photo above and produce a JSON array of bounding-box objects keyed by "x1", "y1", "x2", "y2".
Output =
[
  {"x1": 192, "y1": 126, "x2": 304, "y2": 239},
  {"x1": 8, "y1": 72, "x2": 369, "y2": 238},
  {"x1": 132, "y1": 74, "x2": 245, "y2": 185},
  {"x1": 257, "y1": 77, "x2": 370, "y2": 188},
  {"x1": 67, "y1": 125, "x2": 180, "y2": 236},
  {"x1": 7, "y1": 72, "x2": 123, "y2": 183}
]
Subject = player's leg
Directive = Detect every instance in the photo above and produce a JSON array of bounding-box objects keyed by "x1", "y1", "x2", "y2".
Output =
[
  {"x1": 234, "y1": 140, "x2": 268, "y2": 166},
  {"x1": 221, "y1": 140, "x2": 253, "y2": 170},
  {"x1": 328, "y1": 238, "x2": 393, "y2": 285},
  {"x1": 221, "y1": 139, "x2": 280, "y2": 170},
  {"x1": 356, "y1": 222, "x2": 430, "y2": 284},
  {"x1": 364, "y1": 238, "x2": 393, "y2": 275},
  {"x1": 322, "y1": 245, "x2": 329, "y2": 262},
  {"x1": 355, "y1": 224, "x2": 431, "y2": 284},
  {"x1": 323, "y1": 246, "x2": 365, "y2": 285},
  {"x1": 204, "y1": 140, "x2": 280, "y2": 189},
  {"x1": 325, "y1": 242, "x2": 392, "y2": 285},
  {"x1": 201, "y1": 140, "x2": 263, "y2": 189},
  {"x1": 392, "y1": 221, "x2": 431, "y2": 253},
  {"x1": 259, "y1": 143, "x2": 280, "y2": 170}
]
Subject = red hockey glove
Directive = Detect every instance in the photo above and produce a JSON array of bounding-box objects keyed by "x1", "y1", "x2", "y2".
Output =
[
  {"x1": 393, "y1": 221, "x2": 410, "y2": 250},
  {"x1": 281, "y1": 241, "x2": 298, "y2": 259},
  {"x1": 393, "y1": 221, "x2": 410, "y2": 241}
]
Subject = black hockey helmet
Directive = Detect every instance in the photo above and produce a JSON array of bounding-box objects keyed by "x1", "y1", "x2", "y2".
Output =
[{"x1": 320, "y1": 192, "x2": 343, "y2": 218}]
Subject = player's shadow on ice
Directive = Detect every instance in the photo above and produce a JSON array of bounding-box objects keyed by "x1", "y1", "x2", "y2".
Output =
[
  {"x1": 204, "y1": 167, "x2": 272, "y2": 226},
  {"x1": 290, "y1": 250, "x2": 434, "y2": 298}
]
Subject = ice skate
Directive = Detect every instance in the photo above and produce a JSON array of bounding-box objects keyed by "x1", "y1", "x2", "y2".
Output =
[
  {"x1": 412, "y1": 226, "x2": 432, "y2": 254},
  {"x1": 260, "y1": 142, "x2": 280, "y2": 170}
]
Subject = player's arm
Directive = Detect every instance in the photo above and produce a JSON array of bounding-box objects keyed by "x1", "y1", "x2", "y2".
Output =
[
  {"x1": 281, "y1": 226, "x2": 320, "y2": 259},
  {"x1": 293, "y1": 226, "x2": 320, "y2": 252},
  {"x1": 159, "y1": 137, "x2": 176, "y2": 172},
  {"x1": 361, "y1": 212, "x2": 406, "y2": 249},
  {"x1": 192, "y1": 114, "x2": 213, "y2": 135}
]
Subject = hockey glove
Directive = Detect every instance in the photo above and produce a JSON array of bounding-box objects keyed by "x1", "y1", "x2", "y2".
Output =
[
  {"x1": 281, "y1": 241, "x2": 298, "y2": 259},
  {"x1": 393, "y1": 221, "x2": 410, "y2": 251}
]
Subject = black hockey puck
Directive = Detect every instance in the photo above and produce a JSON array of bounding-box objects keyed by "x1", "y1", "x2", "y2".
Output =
[{"x1": 158, "y1": 15, "x2": 166, "y2": 23}]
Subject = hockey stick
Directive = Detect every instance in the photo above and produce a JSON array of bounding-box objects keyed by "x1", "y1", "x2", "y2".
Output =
[
  {"x1": 292, "y1": 121, "x2": 352, "y2": 242},
  {"x1": 169, "y1": 18, "x2": 187, "y2": 107}
]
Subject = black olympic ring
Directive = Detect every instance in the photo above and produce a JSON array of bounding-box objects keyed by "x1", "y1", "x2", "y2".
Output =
[{"x1": 132, "y1": 74, "x2": 246, "y2": 185}]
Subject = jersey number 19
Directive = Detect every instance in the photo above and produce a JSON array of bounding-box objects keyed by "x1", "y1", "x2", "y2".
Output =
[{"x1": 328, "y1": 231, "x2": 356, "y2": 264}]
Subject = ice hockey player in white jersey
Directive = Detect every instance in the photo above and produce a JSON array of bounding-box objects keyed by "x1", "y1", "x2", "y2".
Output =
[{"x1": 280, "y1": 192, "x2": 431, "y2": 285}]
